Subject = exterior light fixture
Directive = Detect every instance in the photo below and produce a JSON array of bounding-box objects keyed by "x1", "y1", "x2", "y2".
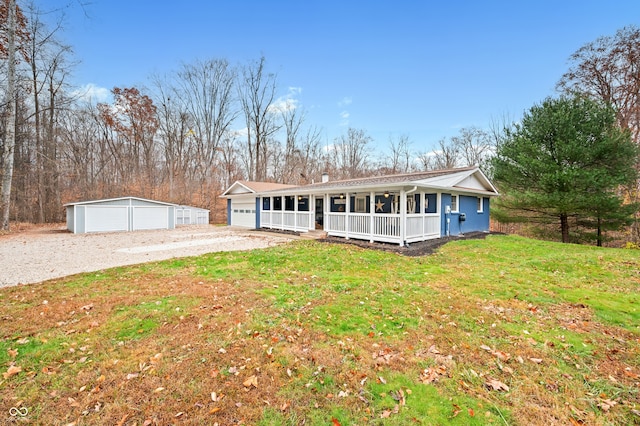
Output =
[
  {"x1": 339, "y1": 193, "x2": 344, "y2": 199},
  {"x1": 384, "y1": 191, "x2": 390, "y2": 198}
]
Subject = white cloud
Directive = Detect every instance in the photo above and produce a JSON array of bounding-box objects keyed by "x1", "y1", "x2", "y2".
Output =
[
  {"x1": 339, "y1": 110, "x2": 350, "y2": 126},
  {"x1": 72, "y1": 83, "x2": 110, "y2": 103},
  {"x1": 338, "y1": 97, "x2": 352, "y2": 108},
  {"x1": 268, "y1": 86, "x2": 302, "y2": 114}
]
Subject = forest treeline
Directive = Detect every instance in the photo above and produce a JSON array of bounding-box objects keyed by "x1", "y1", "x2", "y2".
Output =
[
  {"x1": 0, "y1": 3, "x2": 494, "y2": 224},
  {"x1": 1, "y1": 3, "x2": 639, "y2": 244}
]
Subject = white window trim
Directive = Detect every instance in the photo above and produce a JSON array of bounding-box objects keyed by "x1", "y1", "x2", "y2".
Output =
[
  {"x1": 451, "y1": 194, "x2": 459, "y2": 213},
  {"x1": 355, "y1": 195, "x2": 367, "y2": 213},
  {"x1": 477, "y1": 197, "x2": 484, "y2": 213}
]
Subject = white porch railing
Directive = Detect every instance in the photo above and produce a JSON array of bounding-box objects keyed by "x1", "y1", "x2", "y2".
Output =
[
  {"x1": 406, "y1": 214, "x2": 440, "y2": 243},
  {"x1": 325, "y1": 212, "x2": 440, "y2": 245},
  {"x1": 261, "y1": 210, "x2": 312, "y2": 232}
]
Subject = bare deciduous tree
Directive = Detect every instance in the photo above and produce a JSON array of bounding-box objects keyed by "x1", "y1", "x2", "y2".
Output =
[
  {"x1": 1, "y1": 0, "x2": 18, "y2": 230},
  {"x1": 431, "y1": 137, "x2": 459, "y2": 170},
  {"x1": 238, "y1": 56, "x2": 280, "y2": 181},
  {"x1": 329, "y1": 127, "x2": 372, "y2": 179},
  {"x1": 175, "y1": 59, "x2": 237, "y2": 185},
  {"x1": 384, "y1": 134, "x2": 413, "y2": 174}
]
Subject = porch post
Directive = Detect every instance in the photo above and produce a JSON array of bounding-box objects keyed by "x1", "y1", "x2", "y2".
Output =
[
  {"x1": 399, "y1": 189, "x2": 406, "y2": 247},
  {"x1": 345, "y1": 192, "x2": 350, "y2": 240},
  {"x1": 369, "y1": 191, "x2": 375, "y2": 243},
  {"x1": 420, "y1": 191, "x2": 425, "y2": 239},
  {"x1": 324, "y1": 193, "x2": 329, "y2": 232},
  {"x1": 294, "y1": 194, "x2": 298, "y2": 231}
]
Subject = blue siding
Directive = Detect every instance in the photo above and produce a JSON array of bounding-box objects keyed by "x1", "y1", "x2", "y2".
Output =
[
  {"x1": 440, "y1": 194, "x2": 452, "y2": 236},
  {"x1": 458, "y1": 195, "x2": 490, "y2": 234},
  {"x1": 255, "y1": 197, "x2": 261, "y2": 228},
  {"x1": 440, "y1": 194, "x2": 491, "y2": 236},
  {"x1": 226, "y1": 199, "x2": 231, "y2": 226}
]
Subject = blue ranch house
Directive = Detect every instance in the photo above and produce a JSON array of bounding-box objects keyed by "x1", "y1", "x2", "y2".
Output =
[{"x1": 222, "y1": 166, "x2": 499, "y2": 246}]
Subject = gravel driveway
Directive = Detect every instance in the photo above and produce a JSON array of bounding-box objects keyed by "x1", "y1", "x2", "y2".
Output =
[{"x1": 0, "y1": 225, "x2": 293, "y2": 287}]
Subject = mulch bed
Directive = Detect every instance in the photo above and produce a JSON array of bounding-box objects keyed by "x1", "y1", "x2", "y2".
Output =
[
  {"x1": 317, "y1": 231, "x2": 495, "y2": 257},
  {"x1": 255, "y1": 227, "x2": 496, "y2": 257}
]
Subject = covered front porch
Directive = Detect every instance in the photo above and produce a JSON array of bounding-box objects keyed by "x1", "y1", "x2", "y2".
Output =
[{"x1": 259, "y1": 188, "x2": 442, "y2": 246}]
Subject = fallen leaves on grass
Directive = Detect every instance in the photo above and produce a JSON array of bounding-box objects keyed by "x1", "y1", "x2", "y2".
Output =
[
  {"x1": 480, "y1": 344, "x2": 510, "y2": 361},
  {"x1": 390, "y1": 388, "x2": 406, "y2": 406},
  {"x1": 380, "y1": 404, "x2": 400, "y2": 418},
  {"x1": 419, "y1": 365, "x2": 447, "y2": 384},
  {"x1": 597, "y1": 398, "x2": 617, "y2": 412},
  {"x1": 243, "y1": 374, "x2": 258, "y2": 388},
  {"x1": 484, "y1": 378, "x2": 509, "y2": 392},
  {"x1": 3, "y1": 365, "x2": 22, "y2": 378}
]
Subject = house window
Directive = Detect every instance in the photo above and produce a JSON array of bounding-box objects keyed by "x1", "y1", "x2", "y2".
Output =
[
  {"x1": 285, "y1": 196, "x2": 295, "y2": 211},
  {"x1": 297, "y1": 196, "x2": 309, "y2": 211},
  {"x1": 331, "y1": 195, "x2": 346, "y2": 212},
  {"x1": 477, "y1": 197, "x2": 484, "y2": 213},
  {"x1": 451, "y1": 195, "x2": 458, "y2": 212},
  {"x1": 424, "y1": 193, "x2": 437, "y2": 214},
  {"x1": 354, "y1": 196, "x2": 367, "y2": 213},
  {"x1": 262, "y1": 197, "x2": 270, "y2": 211},
  {"x1": 273, "y1": 196, "x2": 282, "y2": 210}
]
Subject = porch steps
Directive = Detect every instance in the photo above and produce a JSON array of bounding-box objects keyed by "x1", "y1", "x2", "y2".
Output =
[{"x1": 299, "y1": 230, "x2": 328, "y2": 240}]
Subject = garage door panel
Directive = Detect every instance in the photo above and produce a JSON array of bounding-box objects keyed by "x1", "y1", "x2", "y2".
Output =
[
  {"x1": 133, "y1": 207, "x2": 168, "y2": 230},
  {"x1": 86, "y1": 206, "x2": 128, "y2": 233},
  {"x1": 231, "y1": 202, "x2": 256, "y2": 228}
]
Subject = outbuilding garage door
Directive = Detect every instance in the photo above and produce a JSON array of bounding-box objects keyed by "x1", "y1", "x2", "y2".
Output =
[
  {"x1": 85, "y1": 206, "x2": 129, "y2": 233},
  {"x1": 133, "y1": 207, "x2": 169, "y2": 230},
  {"x1": 231, "y1": 201, "x2": 256, "y2": 228}
]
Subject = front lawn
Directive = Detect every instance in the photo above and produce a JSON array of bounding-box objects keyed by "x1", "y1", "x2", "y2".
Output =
[{"x1": 1, "y1": 235, "x2": 638, "y2": 425}]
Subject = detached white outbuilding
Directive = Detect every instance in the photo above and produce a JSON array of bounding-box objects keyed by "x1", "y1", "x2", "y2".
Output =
[
  {"x1": 176, "y1": 205, "x2": 210, "y2": 225},
  {"x1": 65, "y1": 196, "x2": 177, "y2": 234}
]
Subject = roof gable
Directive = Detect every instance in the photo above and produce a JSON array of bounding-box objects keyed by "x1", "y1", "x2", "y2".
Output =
[
  {"x1": 414, "y1": 168, "x2": 498, "y2": 194},
  {"x1": 222, "y1": 181, "x2": 298, "y2": 197}
]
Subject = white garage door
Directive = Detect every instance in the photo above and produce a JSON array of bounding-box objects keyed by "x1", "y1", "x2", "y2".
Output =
[
  {"x1": 231, "y1": 201, "x2": 256, "y2": 228},
  {"x1": 86, "y1": 206, "x2": 129, "y2": 233},
  {"x1": 133, "y1": 207, "x2": 169, "y2": 230}
]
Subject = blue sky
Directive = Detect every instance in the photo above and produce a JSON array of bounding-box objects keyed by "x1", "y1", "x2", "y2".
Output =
[{"x1": 45, "y1": 0, "x2": 640, "y2": 152}]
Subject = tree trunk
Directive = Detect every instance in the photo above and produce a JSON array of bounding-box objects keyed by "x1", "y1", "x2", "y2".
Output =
[
  {"x1": 1, "y1": 0, "x2": 17, "y2": 230},
  {"x1": 597, "y1": 216, "x2": 603, "y2": 247},
  {"x1": 560, "y1": 213, "x2": 569, "y2": 243}
]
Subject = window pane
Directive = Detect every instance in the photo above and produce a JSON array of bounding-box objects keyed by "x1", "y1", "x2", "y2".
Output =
[
  {"x1": 285, "y1": 196, "x2": 295, "y2": 211},
  {"x1": 298, "y1": 196, "x2": 309, "y2": 211}
]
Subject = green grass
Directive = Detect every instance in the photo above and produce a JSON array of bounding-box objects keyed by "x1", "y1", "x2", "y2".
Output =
[{"x1": 1, "y1": 235, "x2": 638, "y2": 425}]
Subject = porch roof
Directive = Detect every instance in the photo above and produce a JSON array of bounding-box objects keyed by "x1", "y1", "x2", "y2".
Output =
[{"x1": 257, "y1": 167, "x2": 499, "y2": 197}]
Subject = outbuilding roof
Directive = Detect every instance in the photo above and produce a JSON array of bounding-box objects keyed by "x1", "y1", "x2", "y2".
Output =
[{"x1": 64, "y1": 196, "x2": 177, "y2": 207}]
